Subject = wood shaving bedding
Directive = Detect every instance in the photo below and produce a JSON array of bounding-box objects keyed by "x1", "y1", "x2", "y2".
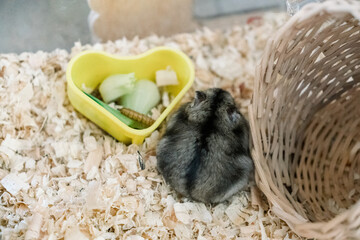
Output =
[{"x1": 0, "y1": 12, "x2": 302, "y2": 239}]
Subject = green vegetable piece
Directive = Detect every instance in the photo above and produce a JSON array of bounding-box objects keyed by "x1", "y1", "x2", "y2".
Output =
[
  {"x1": 84, "y1": 92, "x2": 146, "y2": 129},
  {"x1": 120, "y1": 79, "x2": 161, "y2": 114},
  {"x1": 99, "y1": 73, "x2": 136, "y2": 103}
]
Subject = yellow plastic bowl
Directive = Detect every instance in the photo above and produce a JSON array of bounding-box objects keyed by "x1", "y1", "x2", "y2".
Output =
[{"x1": 66, "y1": 47, "x2": 194, "y2": 145}]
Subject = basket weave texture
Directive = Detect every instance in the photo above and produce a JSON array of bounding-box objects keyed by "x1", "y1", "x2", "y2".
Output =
[{"x1": 249, "y1": 0, "x2": 360, "y2": 239}]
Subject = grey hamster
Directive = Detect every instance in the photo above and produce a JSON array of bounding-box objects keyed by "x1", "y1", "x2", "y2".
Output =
[{"x1": 156, "y1": 88, "x2": 254, "y2": 204}]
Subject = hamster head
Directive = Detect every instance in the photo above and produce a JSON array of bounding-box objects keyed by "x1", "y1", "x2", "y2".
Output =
[{"x1": 186, "y1": 88, "x2": 244, "y2": 127}]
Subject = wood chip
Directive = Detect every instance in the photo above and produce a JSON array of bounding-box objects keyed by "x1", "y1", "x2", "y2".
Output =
[
  {"x1": 25, "y1": 212, "x2": 43, "y2": 240},
  {"x1": 84, "y1": 147, "x2": 103, "y2": 173},
  {"x1": 1, "y1": 173, "x2": 29, "y2": 195},
  {"x1": 0, "y1": 65, "x2": 5, "y2": 77}
]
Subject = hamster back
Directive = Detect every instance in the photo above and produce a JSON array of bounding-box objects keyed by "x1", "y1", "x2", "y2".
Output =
[{"x1": 156, "y1": 88, "x2": 254, "y2": 203}]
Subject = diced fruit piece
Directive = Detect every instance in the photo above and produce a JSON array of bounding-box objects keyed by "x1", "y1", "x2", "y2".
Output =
[
  {"x1": 155, "y1": 68, "x2": 178, "y2": 86},
  {"x1": 120, "y1": 79, "x2": 160, "y2": 114},
  {"x1": 99, "y1": 73, "x2": 136, "y2": 103}
]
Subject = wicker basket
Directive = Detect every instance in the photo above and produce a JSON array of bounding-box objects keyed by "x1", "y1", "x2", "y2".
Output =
[{"x1": 249, "y1": 0, "x2": 360, "y2": 239}]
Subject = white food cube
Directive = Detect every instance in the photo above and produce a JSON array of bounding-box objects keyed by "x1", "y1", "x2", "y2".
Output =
[{"x1": 156, "y1": 68, "x2": 179, "y2": 86}]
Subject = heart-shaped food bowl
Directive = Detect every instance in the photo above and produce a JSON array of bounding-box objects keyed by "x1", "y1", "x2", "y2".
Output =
[{"x1": 66, "y1": 47, "x2": 194, "y2": 144}]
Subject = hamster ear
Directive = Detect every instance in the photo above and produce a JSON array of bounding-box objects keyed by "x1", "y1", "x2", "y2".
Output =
[
  {"x1": 193, "y1": 91, "x2": 206, "y2": 106},
  {"x1": 227, "y1": 106, "x2": 241, "y2": 123}
]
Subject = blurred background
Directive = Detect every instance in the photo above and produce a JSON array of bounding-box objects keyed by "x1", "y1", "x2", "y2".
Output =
[{"x1": 0, "y1": 0, "x2": 285, "y2": 54}]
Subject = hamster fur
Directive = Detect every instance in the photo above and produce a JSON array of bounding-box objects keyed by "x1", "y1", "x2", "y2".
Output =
[{"x1": 156, "y1": 88, "x2": 254, "y2": 204}]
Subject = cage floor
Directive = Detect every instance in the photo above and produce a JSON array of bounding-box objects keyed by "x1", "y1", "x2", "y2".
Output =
[{"x1": 0, "y1": 12, "x2": 302, "y2": 240}]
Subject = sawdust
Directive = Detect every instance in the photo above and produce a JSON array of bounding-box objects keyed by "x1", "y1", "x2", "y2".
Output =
[{"x1": 0, "y1": 12, "x2": 302, "y2": 239}]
